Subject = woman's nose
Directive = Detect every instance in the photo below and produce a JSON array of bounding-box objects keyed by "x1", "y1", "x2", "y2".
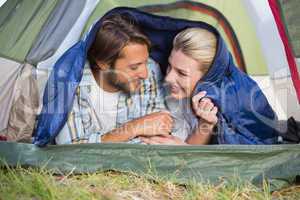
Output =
[{"x1": 165, "y1": 69, "x2": 175, "y2": 83}]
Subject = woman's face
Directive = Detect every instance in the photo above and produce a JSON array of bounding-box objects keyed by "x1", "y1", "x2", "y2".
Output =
[{"x1": 165, "y1": 49, "x2": 206, "y2": 100}]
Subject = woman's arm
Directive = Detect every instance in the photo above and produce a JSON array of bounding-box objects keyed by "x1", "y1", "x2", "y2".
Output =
[{"x1": 186, "y1": 122, "x2": 215, "y2": 144}]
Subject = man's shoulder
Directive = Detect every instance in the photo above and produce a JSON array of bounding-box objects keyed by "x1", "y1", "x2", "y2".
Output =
[{"x1": 79, "y1": 61, "x2": 94, "y2": 86}]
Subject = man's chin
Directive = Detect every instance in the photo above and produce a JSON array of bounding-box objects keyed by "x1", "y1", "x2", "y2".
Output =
[
  {"x1": 127, "y1": 82, "x2": 141, "y2": 93},
  {"x1": 118, "y1": 84, "x2": 139, "y2": 94}
]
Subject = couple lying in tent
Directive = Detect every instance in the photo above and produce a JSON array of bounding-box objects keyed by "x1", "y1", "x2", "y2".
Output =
[{"x1": 33, "y1": 7, "x2": 279, "y2": 146}]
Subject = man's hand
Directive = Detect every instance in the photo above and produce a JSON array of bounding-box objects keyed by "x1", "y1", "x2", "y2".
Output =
[
  {"x1": 131, "y1": 111, "x2": 173, "y2": 137},
  {"x1": 140, "y1": 135, "x2": 186, "y2": 145},
  {"x1": 101, "y1": 111, "x2": 173, "y2": 143}
]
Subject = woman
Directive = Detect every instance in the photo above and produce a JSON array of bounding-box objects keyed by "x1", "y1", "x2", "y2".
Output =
[{"x1": 141, "y1": 27, "x2": 279, "y2": 145}]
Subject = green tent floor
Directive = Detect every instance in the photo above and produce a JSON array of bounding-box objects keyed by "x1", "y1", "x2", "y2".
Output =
[{"x1": 0, "y1": 142, "x2": 299, "y2": 191}]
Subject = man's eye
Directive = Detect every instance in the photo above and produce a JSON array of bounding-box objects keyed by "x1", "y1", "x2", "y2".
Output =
[{"x1": 130, "y1": 65, "x2": 139, "y2": 70}]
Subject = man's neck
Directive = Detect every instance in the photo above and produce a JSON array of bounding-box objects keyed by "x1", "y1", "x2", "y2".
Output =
[{"x1": 91, "y1": 68, "x2": 119, "y2": 93}]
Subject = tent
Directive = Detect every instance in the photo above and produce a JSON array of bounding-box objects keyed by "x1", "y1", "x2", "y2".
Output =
[{"x1": 0, "y1": 0, "x2": 299, "y2": 190}]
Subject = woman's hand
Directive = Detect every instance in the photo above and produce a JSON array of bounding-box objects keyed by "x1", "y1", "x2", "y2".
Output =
[
  {"x1": 192, "y1": 91, "x2": 218, "y2": 128},
  {"x1": 140, "y1": 135, "x2": 186, "y2": 145}
]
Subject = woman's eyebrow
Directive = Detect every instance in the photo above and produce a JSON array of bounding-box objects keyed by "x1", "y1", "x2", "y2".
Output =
[
  {"x1": 174, "y1": 64, "x2": 189, "y2": 73},
  {"x1": 168, "y1": 59, "x2": 189, "y2": 73}
]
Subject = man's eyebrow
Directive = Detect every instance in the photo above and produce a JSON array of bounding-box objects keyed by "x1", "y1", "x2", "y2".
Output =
[
  {"x1": 129, "y1": 60, "x2": 147, "y2": 67},
  {"x1": 128, "y1": 63, "x2": 141, "y2": 67}
]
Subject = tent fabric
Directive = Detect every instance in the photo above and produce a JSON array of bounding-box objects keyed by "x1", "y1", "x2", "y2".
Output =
[
  {"x1": 26, "y1": 0, "x2": 87, "y2": 65},
  {"x1": 268, "y1": 0, "x2": 300, "y2": 103},
  {"x1": 0, "y1": 142, "x2": 299, "y2": 191},
  {"x1": 0, "y1": 64, "x2": 39, "y2": 142},
  {"x1": 0, "y1": 0, "x2": 18, "y2": 26},
  {"x1": 0, "y1": 0, "x2": 58, "y2": 62},
  {"x1": 139, "y1": 2, "x2": 246, "y2": 73},
  {"x1": 35, "y1": 0, "x2": 100, "y2": 103},
  {"x1": 278, "y1": 0, "x2": 300, "y2": 58},
  {"x1": 82, "y1": 0, "x2": 269, "y2": 76},
  {"x1": 35, "y1": 0, "x2": 100, "y2": 70},
  {"x1": 242, "y1": 0, "x2": 290, "y2": 79},
  {"x1": 0, "y1": 57, "x2": 22, "y2": 131}
]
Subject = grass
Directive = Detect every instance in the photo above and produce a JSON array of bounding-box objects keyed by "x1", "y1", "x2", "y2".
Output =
[{"x1": 0, "y1": 166, "x2": 299, "y2": 200}]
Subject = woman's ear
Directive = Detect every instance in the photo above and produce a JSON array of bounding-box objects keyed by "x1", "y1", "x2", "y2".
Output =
[{"x1": 95, "y1": 60, "x2": 110, "y2": 70}]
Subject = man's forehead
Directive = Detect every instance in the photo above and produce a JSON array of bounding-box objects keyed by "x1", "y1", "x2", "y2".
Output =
[{"x1": 119, "y1": 43, "x2": 149, "y2": 58}]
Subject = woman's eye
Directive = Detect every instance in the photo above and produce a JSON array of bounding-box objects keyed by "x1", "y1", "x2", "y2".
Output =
[{"x1": 178, "y1": 71, "x2": 187, "y2": 77}]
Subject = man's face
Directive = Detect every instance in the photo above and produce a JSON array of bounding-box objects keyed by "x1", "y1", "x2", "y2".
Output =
[{"x1": 108, "y1": 43, "x2": 149, "y2": 94}]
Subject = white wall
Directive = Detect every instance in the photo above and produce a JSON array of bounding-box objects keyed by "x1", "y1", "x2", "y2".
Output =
[{"x1": 252, "y1": 75, "x2": 300, "y2": 121}]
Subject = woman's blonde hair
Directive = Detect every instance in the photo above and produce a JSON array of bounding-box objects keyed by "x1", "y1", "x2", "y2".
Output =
[{"x1": 173, "y1": 28, "x2": 217, "y2": 72}]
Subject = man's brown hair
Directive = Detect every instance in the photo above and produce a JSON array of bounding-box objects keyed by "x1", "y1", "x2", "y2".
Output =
[{"x1": 88, "y1": 14, "x2": 151, "y2": 68}]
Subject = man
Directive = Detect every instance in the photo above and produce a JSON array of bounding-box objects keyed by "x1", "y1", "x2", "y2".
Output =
[{"x1": 54, "y1": 14, "x2": 172, "y2": 144}]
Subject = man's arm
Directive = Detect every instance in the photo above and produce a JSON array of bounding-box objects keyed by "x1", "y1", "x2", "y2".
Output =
[
  {"x1": 101, "y1": 119, "x2": 138, "y2": 143},
  {"x1": 101, "y1": 111, "x2": 173, "y2": 143}
]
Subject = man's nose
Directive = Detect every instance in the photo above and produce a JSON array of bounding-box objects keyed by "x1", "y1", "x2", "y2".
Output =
[{"x1": 138, "y1": 63, "x2": 148, "y2": 79}]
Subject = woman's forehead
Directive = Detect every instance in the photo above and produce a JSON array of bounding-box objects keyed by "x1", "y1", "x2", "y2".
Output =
[{"x1": 169, "y1": 49, "x2": 200, "y2": 71}]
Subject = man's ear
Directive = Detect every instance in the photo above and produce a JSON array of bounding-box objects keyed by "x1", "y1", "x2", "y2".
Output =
[{"x1": 95, "y1": 60, "x2": 110, "y2": 70}]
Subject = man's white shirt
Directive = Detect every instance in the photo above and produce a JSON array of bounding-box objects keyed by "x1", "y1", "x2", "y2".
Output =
[{"x1": 90, "y1": 75, "x2": 120, "y2": 134}]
